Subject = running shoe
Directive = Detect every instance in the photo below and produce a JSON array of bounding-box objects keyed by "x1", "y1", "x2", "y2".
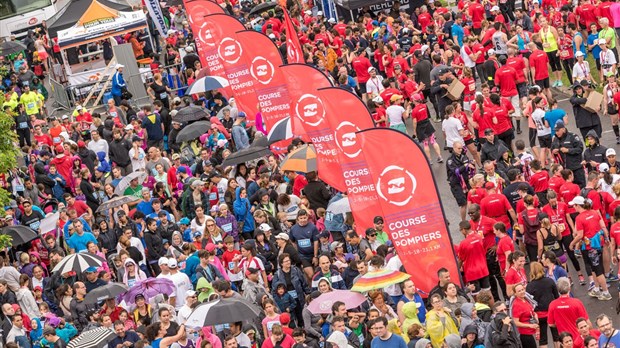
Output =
[
  {"x1": 557, "y1": 80, "x2": 564, "y2": 87},
  {"x1": 575, "y1": 249, "x2": 582, "y2": 257},
  {"x1": 599, "y1": 292, "x2": 613, "y2": 301},
  {"x1": 616, "y1": 136, "x2": 620, "y2": 145},
  {"x1": 578, "y1": 274, "x2": 586, "y2": 285},
  {"x1": 588, "y1": 281, "x2": 596, "y2": 292},
  {"x1": 437, "y1": 158, "x2": 444, "y2": 163},
  {"x1": 607, "y1": 274, "x2": 619, "y2": 282},
  {"x1": 588, "y1": 288, "x2": 602, "y2": 298}
]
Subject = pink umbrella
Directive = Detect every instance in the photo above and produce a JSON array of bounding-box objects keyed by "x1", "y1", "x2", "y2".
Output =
[
  {"x1": 123, "y1": 278, "x2": 175, "y2": 304},
  {"x1": 307, "y1": 290, "x2": 367, "y2": 314}
]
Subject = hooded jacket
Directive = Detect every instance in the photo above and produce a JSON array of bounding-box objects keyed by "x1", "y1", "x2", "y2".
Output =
[
  {"x1": 34, "y1": 163, "x2": 55, "y2": 195},
  {"x1": 233, "y1": 186, "x2": 255, "y2": 233},
  {"x1": 215, "y1": 211, "x2": 239, "y2": 242},
  {"x1": 272, "y1": 265, "x2": 310, "y2": 307},
  {"x1": 570, "y1": 92, "x2": 601, "y2": 129},
  {"x1": 401, "y1": 301, "x2": 422, "y2": 335},
  {"x1": 481, "y1": 136, "x2": 510, "y2": 163},
  {"x1": 122, "y1": 258, "x2": 147, "y2": 287},
  {"x1": 108, "y1": 136, "x2": 131, "y2": 167},
  {"x1": 97, "y1": 152, "x2": 111, "y2": 173},
  {"x1": 486, "y1": 313, "x2": 522, "y2": 348},
  {"x1": 459, "y1": 303, "x2": 487, "y2": 339},
  {"x1": 551, "y1": 131, "x2": 584, "y2": 171},
  {"x1": 48, "y1": 171, "x2": 66, "y2": 201},
  {"x1": 583, "y1": 129, "x2": 607, "y2": 171},
  {"x1": 78, "y1": 147, "x2": 97, "y2": 175}
]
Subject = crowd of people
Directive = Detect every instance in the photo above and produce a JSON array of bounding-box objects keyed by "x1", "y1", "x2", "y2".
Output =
[{"x1": 3, "y1": 0, "x2": 620, "y2": 347}]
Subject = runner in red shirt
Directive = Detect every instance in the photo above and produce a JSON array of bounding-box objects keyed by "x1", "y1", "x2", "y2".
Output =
[
  {"x1": 494, "y1": 222, "x2": 515, "y2": 274},
  {"x1": 457, "y1": 221, "x2": 490, "y2": 292},
  {"x1": 418, "y1": 8, "x2": 432, "y2": 32},
  {"x1": 576, "y1": 0, "x2": 598, "y2": 30},
  {"x1": 548, "y1": 282, "x2": 589, "y2": 348},
  {"x1": 351, "y1": 50, "x2": 372, "y2": 101},
  {"x1": 371, "y1": 96, "x2": 387, "y2": 128},
  {"x1": 504, "y1": 251, "x2": 528, "y2": 296},
  {"x1": 480, "y1": 182, "x2": 517, "y2": 229},
  {"x1": 528, "y1": 43, "x2": 551, "y2": 95},
  {"x1": 559, "y1": 170, "x2": 581, "y2": 216},
  {"x1": 468, "y1": 204, "x2": 497, "y2": 251},
  {"x1": 467, "y1": 174, "x2": 487, "y2": 205},
  {"x1": 529, "y1": 160, "x2": 550, "y2": 203},
  {"x1": 494, "y1": 62, "x2": 519, "y2": 99},
  {"x1": 570, "y1": 196, "x2": 611, "y2": 300},
  {"x1": 548, "y1": 164, "x2": 566, "y2": 195},
  {"x1": 468, "y1": 1, "x2": 486, "y2": 34}
]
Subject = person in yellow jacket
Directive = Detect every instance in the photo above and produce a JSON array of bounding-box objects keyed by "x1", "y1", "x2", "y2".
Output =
[
  {"x1": 426, "y1": 294, "x2": 459, "y2": 347},
  {"x1": 315, "y1": 40, "x2": 338, "y2": 72},
  {"x1": 3, "y1": 86, "x2": 19, "y2": 111},
  {"x1": 19, "y1": 84, "x2": 44, "y2": 119}
]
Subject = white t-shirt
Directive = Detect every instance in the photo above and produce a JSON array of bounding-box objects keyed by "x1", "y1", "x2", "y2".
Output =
[
  {"x1": 531, "y1": 109, "x2": 551, "y2": 137},
  {"x1": 599, "y1": 175, "x2": 620, "y2": 198},
  {"x1": 600, "y1": 49, "x2": 617, "y2": 76},
  {"x1": 168, "y1": 270, "x2": 192, "y2": 310},
  {"x1": 366, "y1": 76, "x2": 385, "y2": 96},
  {"x1": 386, "y1": 105, "x2": 406, "y2": 126},
  {"x1": 442, "y1": 117, "x2": 464, "y2": 148},
  {"x1": 572, "y1": 60, "x2": 591, "y2": 81},
  {"x1": 128, "y1": 147, "x2": 146, "y2": 172},
  {"x1": 239, "y1": 257, "x2": 266, "y2": 285},
  {"x1": 277, "y1": 194, "x2": 301, "y2": 221}
]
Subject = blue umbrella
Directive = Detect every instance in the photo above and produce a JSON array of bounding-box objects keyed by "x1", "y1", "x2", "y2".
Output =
[{"x1": 186, "y1": 76, "x2": 230, "y2": 95}]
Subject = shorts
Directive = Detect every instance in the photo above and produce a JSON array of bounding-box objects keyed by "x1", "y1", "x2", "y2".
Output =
[
  {"x1": 583, "y1": 248, "x2": 605, "y2": 276},
  {"x1": 390, "y1": 123, "x2": 408, "y2": 134},
  {"x1": 465, "y1": 138, "x2": 475, "y2": 146},
  {"x1": 463, "y1": 100, "x2": 472, "y2": 111},
  {"x1": 517, "y1": 83, "x2": 528, "y2": 99},
  {"x1": 538, "y1": 134, "x2": 552, "y2": 148},
  {"x1": 416, "y1": 119, "x2": 436, "y2": 142},
  {"x1": 529, "y1": 128, "x2": 538, "y2": 148},
  {"x1": 300, "y1": 256, "x2": 314, "y2": 268},
  {"x1": 450, "y1": 184, "x2": 467, "y2": 207},
  {"x1": 508, "y1": 94, "x2": 521, "y2": 116},
  {"x1": 536, "y1": 78, "x2": 550, "y2": 89},
  {"x1": 596, "y1": 58, "x2": 601, "y2": 71},
  {"x1": 547, "y1": 51, "x2": 562, "y2": 72},
  {"x1": 359, "y1": 82, "x2": 368, "y2": 94},
  {"x1": 469, "y1": 276, "x2": 491, "y2": 293},
  {"x1": 423, "y1": 133, "x2": 437, "y2": 146}
]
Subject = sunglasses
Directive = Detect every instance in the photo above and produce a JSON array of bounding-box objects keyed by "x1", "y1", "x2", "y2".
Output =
[{"x1": 368, "y1": 233, "x2": 377, "y2": 237}]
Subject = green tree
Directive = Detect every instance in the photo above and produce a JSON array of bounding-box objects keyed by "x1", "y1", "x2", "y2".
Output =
[{"x1": 0, "y1": 92, "x2": 20, "y2": 212}]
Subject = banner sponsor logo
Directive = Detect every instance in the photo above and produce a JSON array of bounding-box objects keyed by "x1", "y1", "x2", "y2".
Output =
[
  {"x1": 218, "y1": 38, "x2": 243, "y2": 64},
  {"x1": 295, "y1": 94, "x2": 325, "y2": 127},
  {"x1": 334, "y1": 121, "x2": 362, "y2": 158},
  {"x1": 199, "y1": 25, "x2": 217, "y2": 47},
  {"x1": 250, "y1": 56, "x2": 275, "y2": 85},
  {"x1": 377, "y1": 165, "x2": 417, "y2": 206},
  {"x1": 145, "y1": 0, "x2": 167, "y2": 37}
]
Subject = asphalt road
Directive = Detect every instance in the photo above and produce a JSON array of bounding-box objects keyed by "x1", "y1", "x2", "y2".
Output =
[{"x1": 422, "y1": 90, "x2": 620, "y2": 323}]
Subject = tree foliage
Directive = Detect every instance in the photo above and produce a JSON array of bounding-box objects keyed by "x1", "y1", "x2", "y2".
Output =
[{"x1": 0, "y1": 93, "x2": 19, "y2": 210}]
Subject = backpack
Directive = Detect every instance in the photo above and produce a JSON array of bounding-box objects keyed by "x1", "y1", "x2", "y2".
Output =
[{"x1": 521, "y1": 208, "x2": 542, "y2": 244}]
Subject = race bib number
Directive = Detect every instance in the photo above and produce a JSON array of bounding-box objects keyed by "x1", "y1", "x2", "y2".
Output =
[
  {"x1": 30, "y1": 221, "x2": 41, "y2": 230},
  {"x1": 19, "y1": 122, "x2": 28, "y2": 129},
  {"x1": 53, "y1": 137, "x2": 61, "y2": 144},
  {"x1": 27, "y1": 102, "x2": 35, "y2": 109},
  {"x1": 298, "y1": 238, "x2": 311, "y2": 248},
  {"x1": 222, "y1": 223, "x2": 232, "y2": 232},
  {"x1": 228, "y1": 261, "x2": 235, "y2": 270},
  {"x1": 287, "y1": 290, "x2": 298, "y2": 299},
  {"x1": 560, "y1": 50, "x2": 569, "y2": 58},
  {"x1": 209, "y1": 192, "x2": 217, "y2": 201},
  {"x1": 160, "y1": 93, "x2": 168, "y2": 99},
  {"x1": 15, "y1": 184, "x2": 24, "y2": 191}
]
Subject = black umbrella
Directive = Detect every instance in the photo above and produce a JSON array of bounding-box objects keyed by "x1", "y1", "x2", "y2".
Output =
[
  {"x1": 174, "y1": 105, "x2": 210, "y2": 123},
  {"x1": 84, "y1": 282, "x2": 129, "y2": 304},
  {"x1": 185, "y1": 297, "x2": 261, "y2": 327},
  {"x1": 249, "y1": 1, "x2": 279, "y2": 15},
  {"x1": 0, "y1": 41, "x2": 26, "y2": 56},
  {"x1": 52, "y1": 253, "x2": 105, "y2": 274},
  {"x1": 222, "y1": 136, "x2": 272, "y2": 167},
  {"x1": 0, "y1": 225, "x2": 38, "y2": 246},
  {"x1": 68, "y1": 326, "x2": 117, "y2": 348},
  {"x1": 267, "y1": 116, "x2": 292, "y2": 143},
  {"x1": 176, "y1": 120, "x2": 212, "y2": 143}
]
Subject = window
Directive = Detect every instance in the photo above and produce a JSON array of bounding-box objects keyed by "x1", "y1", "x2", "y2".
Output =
[{"x1": 0, "y1": 0, "x2": 53, "y2": 20}]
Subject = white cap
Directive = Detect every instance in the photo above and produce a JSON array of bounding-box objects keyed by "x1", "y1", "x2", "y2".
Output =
[
  {"x1": 186, "y1": 290, "x2": 196, "y2": 297},
  {"x1": 317, "y1": 11, "x2": 323, "y2": 16},
  {"x1": 305, "y1": 10, "x2": 312, "y2": 15},
  {"x1": 268, "y1": 33, "x2": 276, "y2": 39},
  {"x1": 607, "y1": 148, "x2": 616, "y2": 157},
  {"x1": 575, "y1": 51, "x2": 585, "y2": 57},
  {"x1": 328, "y1": 18, "x2": 336, "y2": 23},
  {"x1": 420, "y1": 45, "x2": 429, "y2": 52},
  {"x1": 259, "y1": 223, "x2": 273, "y2": 232},
  {"x1": 599, "y1": 39, "x2": 607, "y2": 45},
  {"x1": 372, "y1": 95, "x2": 383, "y2": 103},
  {"x1": 61, "y1": 114, "x2": 69, "y2": 119},
  {"x1": 491, "y1": 5, "x2": 500, "y2": 11},
  {"x1": 158, "y1": 257, "x2": 169, "y2": 266},
  {"x1": 124, "y1": 124, "x2": 134, "y2": 130},
  {"x1": 488, "y1": 48, "x2": 496, "y2": 55},
  {"x1": 275, "y1": 233, "x2": 289, "y2": 241},
  {"x1": 367, "y1": 66, "x2": 376, "y2": 73},
  {"x1": 168, "y1": 258, "x2": 178, "y2": 268},
  {"x1": 115, "y1": 64, "x2": 124, "y2": 69},
  {"x1": 185, "y1": 46, "x2": 194, "y2": 52},
  {"x1": 167, "y1": 29, "x2": 176, "y2": 35},
  {"x1": 599, "y1": 163, "x2": 610, "y2": 172},
  {"x1": 76, "y1": 105, "x2": 83, "y2": 110},
  {"x1": 569, "y1": 196, "x2": 586, "y2": 206}
]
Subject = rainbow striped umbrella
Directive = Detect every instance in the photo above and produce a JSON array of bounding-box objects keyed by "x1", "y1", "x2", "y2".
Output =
[{"x1": 351, "y1": 269, "x2": 411, "y2": 293}]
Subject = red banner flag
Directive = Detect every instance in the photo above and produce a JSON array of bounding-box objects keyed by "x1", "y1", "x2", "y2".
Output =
[
  {"x1": 356, "y1": 128, "x2": 461, "y2": 294},
  {"x1": 184, "y1": 0, "x2": 224, "y2": 69},
  {"x1": 282, "y1": 10, "x2": 304, "y2": 64},
  {"x1": 314, "y1": 87, "x2": 379, "y2": 232},
  {"x1": 234, "y1": 30, "x2": 290, "y2": 131},
  {"x1": 198, "y1": 14, "x2": 258, "y2": 117},
  {"x1": 279, "y1": 64, "x2": 332, "y2": 139}
]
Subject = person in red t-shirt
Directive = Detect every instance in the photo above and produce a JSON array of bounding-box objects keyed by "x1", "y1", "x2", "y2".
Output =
[
  {"x1": 481, "y1": 181, "x2": 517, "y2": 229},
  {"x1": 494, "y1": 222, "x2": 515, "y2": 275},
  {"x1": 505, "y1": 250, "x2": 528, "y2": 297},
  {"x1": 371, "y1": 96, "x2": 387, "y2": 127},
  {"x1": 511, "y1": 283, "x2": 538, "y2": 346},
  {"x1": 351, "y1": 50, "x2": 372, "y2": 101},
  {"x1": 548, "y1": 164, "x2": 566, "y2": 195},
  {"x1": 529, "y1": 160, "x2": 550, "y2": 204},
  {"x1": 468, "y1": 1, "x2": 485, "y2": 34},
  {"x1": 569, "y1": 196, "x2": 611, "y2": 300},
  {"x1": 528, "y1": 42, "x2": 551, "y2": 98},
  {"x1": 548, "y1": 277, "x2": 589, "y2": 348},
  {"x1": 457, "y1": 220, "x2": 490, "y2": 293},
  {"x1": 467, "y1": 174, "x2": 487, "y2": 205},
  {"x1": 559, "y1": 169, "x2": 581, "y2": 217},
  {"x1": 286, "y1": 172, "x2": 308, "y2": 197}
]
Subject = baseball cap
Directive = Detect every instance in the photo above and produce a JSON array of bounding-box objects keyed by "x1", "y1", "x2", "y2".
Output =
[
  {"x1": 575, "y1": 51, "x2": 585, "y2": 57},
  {"x1": 330, "y1": 241, "x2": 343, "y2": 252},
  {"x1": 179, "y1": 217, "x2": 190, "y2": 225},
  {"x1": 177, "y1": 166, "x2": 187, "y2": 174},
  {"x1": 61, "y1": 114, "x2": 69, "y2": 120},
  {"x1": 599, "y1": 163, "x2": 610, "y2": 172},
  {"x1": 77, "y1": 140, "x2": 85, "y2": 148},
  {"x1": 374, "y1": 216, "x2": 384, "y2": 224},
  {"x1": 491, "y1": 5, "x2": 500, "y2": 11},
  {"x1": 484, "y1": 128, "x2": 494, "y2": 136},
  {"x1": 237, "y1": 111, "x2": 247, "y2": 118},
  {"x1": 569, "y1": 196, "x2": 586, "y2": 206},
  {"x1": 328, "y1": 18, "x2": 336, "y2": 24},
  {"x1": 84, "y1": 266, "x2": 97, "y2": 273},
  {"x1": 55, "y1": 145, "x2": 64, "y2": 154},
  {"x1": 158, "y1": 257, "x2": 169, "y2": 266},
  {"x1": 115, "y1": 64, "x2": 125, "y2": 69},
  {"x1": 420, "y1": 45, "x2": 429, "y2": 52},
  {"x1": 259, "y1": 223, "x2": 272, "y2": 232},
  {"x1": 245, "y1": 267, "x2": 260, "y2": 276},
  {"x1": 367, "y1": 67, "x2": 376, "y2": 73},
  {"x1": 390, "y1": 94, "x2": 403, "y2": 103},
  {"x1": 484, "y1": 182, "x2": 496, "y2": 190},
  {"x1": 554, "y1": 120, "x2": 566, "y2": 130},
  {"x1": 280, "y1": 312, "x2": 291, "y2": 324},
  {"x1": 488, "y1": 48, "x2": 496, "y2": 55},
  {"x1": 168, "y1": 258, "x2": 178, "y2": 268},
  {"x1": 191, "y1": 180, "x2": 205, "y2": 187},
  {"x1": 599, "y1": 38, "x2": 607, "y2": 45},
  {"x1": 372, "y1": 95, "x2": 383, "y2": 104},
  {"x1": 275, "y1": 233, "x2": 289, "y2": 241},
  {"x1": 319, "y1": 231, "x2": 330, "y2": 239},
  {"x1": 172, "y1": 153, "x2": 181, "y2": 160},
  {"x1": 607, "y1": 148, "x2": 617, "y2": 157},
  {"x1": 124, "y1": 124, "x2": 134, "y2": 131},
  {"x1": 186, "y1": 290, "x2": 197, "y2": 298}
]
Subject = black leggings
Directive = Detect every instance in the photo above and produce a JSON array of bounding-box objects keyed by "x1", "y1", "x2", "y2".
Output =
[
  {"x1": 538, "y1": 317, "x2": 559, "y2": 345},
  {"x1": 526, "y1": 243, "x2": 538, "y2": 263},
  {"x1": 562, "y1": 58, "x2": 576, "y2": 85},
  {"x1": 561, "y1": 234, "x2": 582, "y2": 272}
]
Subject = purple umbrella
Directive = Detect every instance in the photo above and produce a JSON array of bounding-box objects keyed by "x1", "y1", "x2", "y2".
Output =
[
  {"x1": 307, "y1": 290, "x2": 367, "y2": 314},
  {"x1": 123, "y1": 278, "x2": 175, "y2": 304}
]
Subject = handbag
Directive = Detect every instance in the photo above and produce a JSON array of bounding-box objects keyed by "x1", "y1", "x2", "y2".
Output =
[{"x1": 121, "y1": 86, "x2": 133, "y2": 100}]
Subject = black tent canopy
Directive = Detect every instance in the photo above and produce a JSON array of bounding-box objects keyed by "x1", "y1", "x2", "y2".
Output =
[{"x1": 47, "y1": 0, "x2": 132, "y2": 38}]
